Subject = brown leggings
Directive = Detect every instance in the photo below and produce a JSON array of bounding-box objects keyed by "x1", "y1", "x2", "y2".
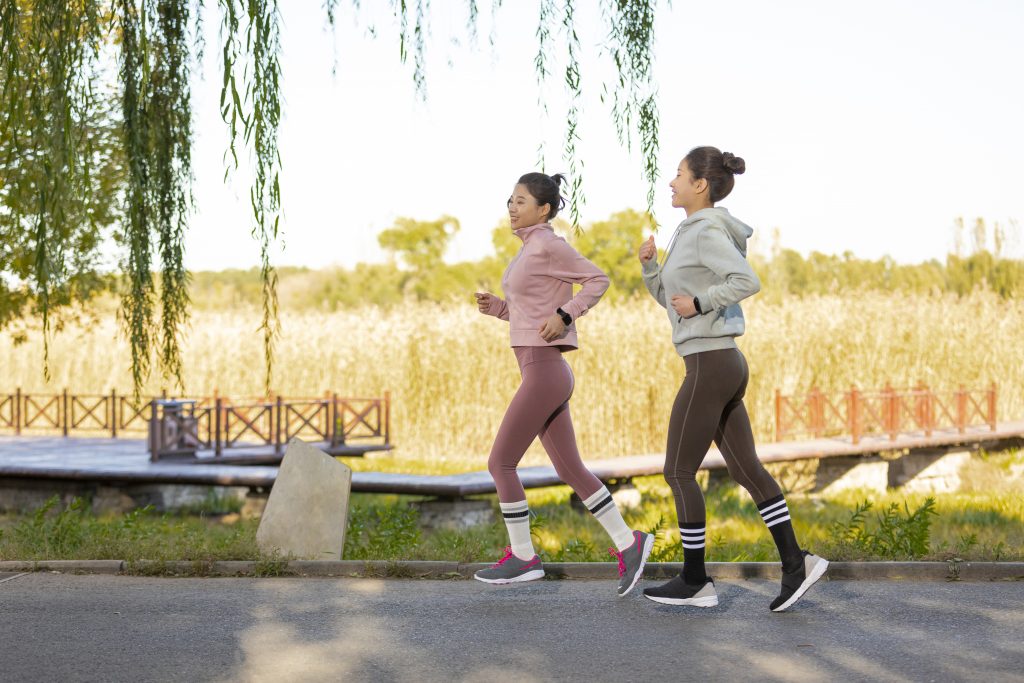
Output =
[
  {"x1": 487, "y1": 346, "x2": 604, "y2": 503},
  {"x1": 664, "y1": 347, "x2": 783, "y2": 524}
]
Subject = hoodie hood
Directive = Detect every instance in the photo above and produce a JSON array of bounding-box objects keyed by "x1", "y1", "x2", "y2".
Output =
[{"x1": 681, "y1": 207, "x2": 754, "y2": 257}]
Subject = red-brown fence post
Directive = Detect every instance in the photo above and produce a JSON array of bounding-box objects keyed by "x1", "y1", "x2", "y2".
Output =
[
  {"x1": 810, "y1": 386, "x2": 824, "y2": 439},
  {"x1": 774, "y1": 389, "x2": 783, "y2": 442},
  {"x1": 956, "y1": 384, "x2": 967, "y2": 433},
  {"x1": 988, "y1": 382, "x2": 998, "y2": 431},
  {"x1": 331, "y1": 392, "x2": 340, "y2": 446},
  {"x1": 111, "y1": 389, "x2": 118, "y2": 438},
  {"x1": 14, "y1": 387, "x2": 21, "y2": 435},
  {"x1": 149, "y1": 399, "x2": 158, "y2": 462},
  {"x1": 849, "y1": 386, "x2": 861, "y2": 444},
  {"x1": 918, "y1": 384, "x2": 932, "y2": 437},
  {"x1": 275, "y1": 394, "x2": 283, "y2": 456},
  {"x1": 384, "y1": 390, "x2": 391, "y2": 445},
  {"x1": 884, "y1": 383, "x2": 897, "y2": 440},
  {"x1": 214, "y1": 397, "x2": 223, "y2": 456},
  {"x1": 62, "y1": 388, "x2": 69, "y2": 437}
]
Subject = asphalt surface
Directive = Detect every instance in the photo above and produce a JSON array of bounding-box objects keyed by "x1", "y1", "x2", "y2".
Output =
[{"x1": 1, "y1": 573, "x2": 1022, "y2": 682}]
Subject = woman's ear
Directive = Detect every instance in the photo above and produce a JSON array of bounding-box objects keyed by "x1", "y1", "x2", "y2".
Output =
[
  {"x1": 539, "y1": 203, "x2": 552, "y2": 222},
  {"x1": 693, "y1": 177, "x2": 709, "y2": 196}
]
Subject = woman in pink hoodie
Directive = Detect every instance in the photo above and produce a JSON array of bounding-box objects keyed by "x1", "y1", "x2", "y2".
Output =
[{"x1": 472, "y1": 172, "x2": 653, "y2": 596}]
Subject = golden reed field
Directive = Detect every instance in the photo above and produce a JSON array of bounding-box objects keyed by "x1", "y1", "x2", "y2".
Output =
[{"x1": 2, "y1": 291, "x2": 1022, "y2": 465}]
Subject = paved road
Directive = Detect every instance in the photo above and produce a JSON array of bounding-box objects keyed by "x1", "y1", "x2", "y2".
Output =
[{"x1": 1, "y1": 573, "x2": 1022, "y2": 682}]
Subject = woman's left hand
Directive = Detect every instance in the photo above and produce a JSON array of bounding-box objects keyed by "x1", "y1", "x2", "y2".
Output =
[
  {"x1": 538, "y1": 313, "x2": 566, "y2": 342},
  {"x1": 671, "y1": 295, "x2": 698, "y2": 319}
]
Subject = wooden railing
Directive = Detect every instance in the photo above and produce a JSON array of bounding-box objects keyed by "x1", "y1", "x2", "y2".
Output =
[
  {"x1": 775, "y1": 384, "x2": 998, "y2": 443},
  {"x1": 0, "y1": 389, "x2": 391, "y2": 455}
]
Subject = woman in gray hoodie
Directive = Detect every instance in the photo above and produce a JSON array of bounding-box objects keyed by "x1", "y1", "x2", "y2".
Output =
[{"x1": 638, "y1": 147, "x2": 828, "y2": 612}]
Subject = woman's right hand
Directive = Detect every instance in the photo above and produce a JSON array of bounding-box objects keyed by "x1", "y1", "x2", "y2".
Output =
[
  {"x1": 638, "y1": 235, "x2": 657, "y2": 264},
  {"x1": 474, "y1": 292, "x2": 496, "y2": 314}
]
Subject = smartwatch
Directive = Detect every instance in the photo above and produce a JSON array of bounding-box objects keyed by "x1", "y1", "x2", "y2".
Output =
[
  {"x1": 693, "y1": 297, "x2": 704, "y2": 315},
  {"x1": 556, "y1": 307, "x2": 572, "y2": 326}
]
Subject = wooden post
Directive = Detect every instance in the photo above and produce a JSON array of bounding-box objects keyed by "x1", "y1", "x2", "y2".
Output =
[
  {"x1": 811, "y1": 386, "x2": 824, "y2": 439},
  {"x1": 956, "y1": 385, "x2": 967, "y2": 433},
  {"x1": 111, "y1": 389, "x2": 118, "y2": 438},
  {"x1": 330, "y1": 392, "x2": 340, "y2": 446},
  {"x1": 885, "y1": 383, "x2": 898, "y2": 440},
  {"x1": 14, "y1": 387, "x2": 21, "y2": 435},
  {"x1": 384, "y1": 390, "x2": 391, "y2": 445},
  {"x1": 214, "y1": 397, "x2": 223, "y2": 456},
  {"x1": 149, "y1": 399, "x2": 158, "y2": 462},
  {"x1": 849, "y1": 386, "x2": 861, "y2": 445},
  {"x1": 774, "y1": 389, "x2": 783, "y2": 442},
  {"x1": 275, "y1": 394, "x2": 283, "y2": 456},
  {"x1": 988, "y1": 382, "x2": 998, "y2": 431},
  {"x1": 62, "y1": 388, "x2": 69, "y2": 437},
  {"x1": 919, "y1": 384, "x2": 932, "y2": 437}
]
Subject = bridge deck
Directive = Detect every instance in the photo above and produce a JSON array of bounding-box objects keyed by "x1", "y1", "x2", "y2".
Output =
[{"x1": 1, "y1": 423, "x2": 1022, "y2": 497}]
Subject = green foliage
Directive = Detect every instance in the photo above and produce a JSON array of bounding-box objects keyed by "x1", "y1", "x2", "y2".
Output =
[
  {"x1": 218, "y1": 0, "x2": 283, "y2": 394},
  {"x1": 828, "y1": 497, "x2": 938, "y2": 559},
  {"x1": 343, "y1": 501, "x2": 422, "y2": 560},
  {"x1": 117, "y1": 0, "x2": 196, "y2": 395},
  {"x1": 0, "y1": 495, "x2": 264, "y2": 563},
  {"x1": 0, "y1": 1, "x2": 114, "y2": 373},
  {"x1": 572, "y1": 209, "x2": 653, "y2": 300}
]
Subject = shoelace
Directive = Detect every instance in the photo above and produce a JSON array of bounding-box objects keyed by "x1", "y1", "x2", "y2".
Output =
[
  {"x1": 609, "y1": 548, "x2": 626, "y2": 577},
  {"x1": 492, "y1": 546, "x2": 515, "y2": 568}
]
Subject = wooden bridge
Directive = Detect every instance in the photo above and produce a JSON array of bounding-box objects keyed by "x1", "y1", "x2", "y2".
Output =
[
  {"x1": 0, "y1": 389, "x2": 391, "y2": 461},
  {"x1": 0, "y1": 385, "x2": 1017, "y2": 511}
]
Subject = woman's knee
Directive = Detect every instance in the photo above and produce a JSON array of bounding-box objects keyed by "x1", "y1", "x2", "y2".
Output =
[
  {"x1": 731, "y1": 464, "x2": 779, "y2": 498},
  {"x1": 488, "y1": 454, "x2": 515, "y2": 479},
  {"x1": 663, "y1": 465, "x2": 698, "y2": 486}
]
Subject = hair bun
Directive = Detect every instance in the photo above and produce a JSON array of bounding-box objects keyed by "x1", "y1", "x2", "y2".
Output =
[
  {"x1": 549, "y1": 172, "x2": 566, "y2": 188},
  {"x1": 722, "y1": 152, "x2": 746, "y2": 175}
]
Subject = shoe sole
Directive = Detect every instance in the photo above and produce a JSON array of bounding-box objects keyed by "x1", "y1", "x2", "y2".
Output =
[
  {"x1": 617, "y1": 533, "x2": 655, "y2": 598},
  {"x1": 771, "y1": 557, "x2": 829, "y2": 612},
  {"x1": 473, "y1": 569, "x2": 545, "y2": 585},
  {"x1": 643, "y1": 593, "x2": 719, "y2": 608}
]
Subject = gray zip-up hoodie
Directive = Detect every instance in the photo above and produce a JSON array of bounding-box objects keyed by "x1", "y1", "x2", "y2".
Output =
[{"x1": 642, "y1": 206, "x2": 761, "y2": 357}]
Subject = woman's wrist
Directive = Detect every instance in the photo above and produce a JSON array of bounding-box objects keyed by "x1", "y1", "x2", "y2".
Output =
[{"x1": 556, "y1": 307, "x2": 572, "y2": 326}]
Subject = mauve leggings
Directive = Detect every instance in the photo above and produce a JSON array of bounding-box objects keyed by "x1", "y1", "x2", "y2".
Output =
[
  {"x1": 664, "y1": 347, "x2": 783, "y2": 524},
  {"x1": 488, "y1": 346, "x2": 604, "y2": 503}
]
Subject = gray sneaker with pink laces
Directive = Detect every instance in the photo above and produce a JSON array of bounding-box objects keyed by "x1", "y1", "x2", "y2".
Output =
[
  {"x1": 473, "y1": 547, "x2": 545, "y2": 584},
  {"x1": 610, "y1": 530, "x2": 654, "y2": 597}
]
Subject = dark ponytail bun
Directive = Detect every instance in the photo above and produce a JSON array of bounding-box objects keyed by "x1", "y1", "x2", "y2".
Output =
[{"x1": 721, "y1": 152, "x2": 746, "y2": 175}]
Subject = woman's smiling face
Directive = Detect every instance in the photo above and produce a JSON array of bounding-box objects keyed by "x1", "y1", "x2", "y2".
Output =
[
  {"x1": 669, "y1": 159, "x2": 705, "y2": 209},
  {"x1": 507, "y1": 183, "x2": 550, "y2": 229}
]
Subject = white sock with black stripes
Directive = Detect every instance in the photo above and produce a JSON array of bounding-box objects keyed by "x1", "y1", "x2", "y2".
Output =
[
  {"x1": 757, "y1": 494, "x2": 803, "y2": 572},
  {"x1": 582, "y1": 486, "x2": 634, "y2": 552},
  {"x1": 500, "y1": 500, "x2": 535, "y2": 560}
]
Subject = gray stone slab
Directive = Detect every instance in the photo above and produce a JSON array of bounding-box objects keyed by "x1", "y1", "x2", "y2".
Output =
[{"x1": 256, "y1": 439, "x2": 351, "y2": 561}]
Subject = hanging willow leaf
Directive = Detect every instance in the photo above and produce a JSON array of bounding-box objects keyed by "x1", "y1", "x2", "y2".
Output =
[
  {"x1": 117, "y1": 0, "x2": 157, "y2": 395},
  {"x1": 562, "y1": 0, "x2": 585, "y2": 231},
  {"x1": 218, "y1": 0, "x2": 282, "y2": 394},
  {"x1": 151, "y1": 0, "x2": 194, "y2": 389},
  {"x1": 0, "y1": 0, "x2": 109, "y2": 378},
  {"x1": 602, "y1": 0, "x2": 660, "y2": 219}
]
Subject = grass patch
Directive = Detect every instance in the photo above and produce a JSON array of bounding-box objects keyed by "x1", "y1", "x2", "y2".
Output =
[{"x1": 2, "y1": 450, "x2": 1022, "y2": 565}]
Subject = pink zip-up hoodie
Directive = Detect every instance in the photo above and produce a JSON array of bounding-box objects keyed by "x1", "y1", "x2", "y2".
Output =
[{"x1": 485, "y1": 223, "x2": 610, "y2": 350}]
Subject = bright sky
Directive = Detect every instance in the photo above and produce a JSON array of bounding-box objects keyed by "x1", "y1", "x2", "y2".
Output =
[{"x1": 183, "y1": 0, "x2": 1024, "y2": 271}]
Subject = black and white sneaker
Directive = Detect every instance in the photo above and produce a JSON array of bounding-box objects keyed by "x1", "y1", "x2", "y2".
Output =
[
  {"x1": 770, "y1": 551, "x2": 829, "y2": 612},
  {"x1": 643, "y1": 575, "x2": 718, "y2": 607}
]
